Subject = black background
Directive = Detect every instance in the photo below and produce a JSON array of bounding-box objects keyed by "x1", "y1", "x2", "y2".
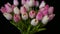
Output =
[{"x1": 0, "y1": 0, "x2": 59, "y2": 34}]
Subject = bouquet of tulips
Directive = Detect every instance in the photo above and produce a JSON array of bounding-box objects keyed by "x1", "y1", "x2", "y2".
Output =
[{"x1": 0, "y1": 0, "x2": 55, "y2": 34}]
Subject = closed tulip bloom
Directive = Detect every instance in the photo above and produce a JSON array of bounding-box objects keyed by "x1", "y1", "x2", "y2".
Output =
[
  {"x1": 13, "y1": 0, "x2": 19, "y2": 6},
  {"x1": 39, "y1": 1, "x2": 46, "y2": 9},
  {"x1": 42, "y1": 15, "x2": 49, "y2": 25},
  {"x1": 21, "y1": 0, "x2": 26, "y2": 5},
  {"x1": 27, "y1": 0, "x2": 35, "y2": 7},
  {"x1": 20, "y1": 6, "x2": 27, "y2": 14},
  {"x1": 29, "y1": 10, "x2": 36, "y2": 18},
  {"x1": 14, "y1": 14, "x2": 20, "y2": 22},
  {"x1": 35, "y1": 1, "x2": 39, "y2": 7},
  {"x1": 48, "y1": 6, "x2": 54, "y2": 14},
  {"x1": 36, "y1": 12, "x2": 43, "y2": 20},
  {"x1": 48, "y1": 14, "x2": 55, "y2": 21},
  {"x1": 44, "y1": 5, "x2": 49, "y2": 10},
  {"x1": 12, "y1": 5, "x2": 16, "y2": 10},
  {"x1": 42, "y1": 9, "x2": 48, "y2": 16},
  {"x1": 0, "y1": 7, "x2": 7, "y2": 13},
  {"x1": 5, "y1": 4, "x2": 12, "y2": 13},
  {"x1": 23, "y1": 3, "x2": 29, "y2": 11},
  {"x1": 22, "y1": 13, "x2": 28, "y2": 20},
  {"x1": 31, "y1": 19, "x2": 39, "y2": 26},
  {"x1": 14, "y1": 7, "x2": 20, "y2": 14},
  {"x1": 3, "y1": 13, "x2": 12, "y2": 20}
]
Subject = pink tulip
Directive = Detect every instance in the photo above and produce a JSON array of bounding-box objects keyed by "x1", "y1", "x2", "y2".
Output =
[
  {"x1": 6, "y1": 3, "x2": 11, "y2": 7},
  {"x1": 39, "y1": 5, "x2": 49, "y2": 12},
  {"x1": 11, "y1": 5, "x2": 16, "y2": 10},
  {"x1": 36, "y1": 11, "x2": 43, "y2": 20},
  {"x1": 42, "y1": 9, "x2": 48, "y2": 16},
  {"x1": 44, "y1": 5, "x2": 49, "y2": 10},
  {"x1": 13, "y1": 0, "x2": 19, "y2": 6},
  {"x1": 48, "y1": 14, "x2": 55, "y2": 21},
  {"x1": 48, "y1": 6, "x2": 54, "y2": 14},
  {"x1": 21, "y1": 0, "x2": 26, "y2": 5},
  {"x1": 29, "y1": 10, "x2": 36, "y2": 18},
  {"x1": 20, "y1": 6, "x2": 27, "y2": 14},
  {"x1": 5, "y1": 4, "x2": 12, "y2": 13},
  {"x1": 14, "y1": 14, "x2": 20, "y2": 22},
  {"x1": 0, "y1": 7, "x2": 7, "y2": 13},
  {"x1": 34, "y1": 1, "x2": 39, "y2": 7}
]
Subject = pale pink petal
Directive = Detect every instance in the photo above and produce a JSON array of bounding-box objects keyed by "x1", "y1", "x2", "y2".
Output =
[
  {"x1": 20, "y1": 6, "x2": 27, "y2": 14},
  {"x1": 48, "y1": 14, "x2": 55, "y2": 21},
  {"x1": 48, "y1": 6, "x2": 54, "y2": 14},
  {"x1": 13, "y1": 0, "x2": 19, "y2": 6}
]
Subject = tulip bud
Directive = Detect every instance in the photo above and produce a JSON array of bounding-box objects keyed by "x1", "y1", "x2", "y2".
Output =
[
  {"x1": 13, "y1": 0, "x2": 19, "y2": 6},
  {"x1": 20, "y1": 6, "x2": 27, "y2": 14},
  {"x1": 42, "y1": 9, "x2": 48, "y2": 16},
  {"x1": 48, "y1": 14, "x2": 55, "y2": 21},
  {"x1": 12, "y1": 5, "x2": 16, "y2": 10},
  {"x1": 36, "y1": 12, "x2": 43, "y2": 20},
  {"x1": 35, "y1": 1, "x2": 39, "y2": 7},
  {"x1": 5, "y1": 4, "x2": 12, "y2": 13},
  {"x1": 22, "y1": 13, "x2": 28, "y2": 20},
  {"x1": 23, "y1": 3, "x2": 29, "y2": 11},
  {"x1": 21, "y1": 0, "x2": 26, "y2": 5},
  {"x1": 0, "y1": 7, "x2": 7, "y2": 13},
  {"x1": 13, "y1": 14, "x2": 20, "y2": 22},
  {"x1": 14, "y1": 7, "x2": 20, "y2": 14},
  {"x1": 44, "y1": 5, "x2": 49, "y2": 10},
  {"x1": 48, "y1": 6, "x2": 54, "y2": 14},
  {"x1": 31, "y1": 19, "x2": 39, "y2": 26},
  {"x1": 29, "y1": 10, "x2": 36, "y2": 18},
  {"x1": 39, "y1": 1, "x2": 46, "y2": 9},
  {"x1": 3, "y1": 13, "x2": 12, "y2": 20},
  {"x1": 27, "y1": 0, "x2": 35, "y2": 7},
  {"x1": 42, "y1": 15, "x2": 49, "y2": 25}
]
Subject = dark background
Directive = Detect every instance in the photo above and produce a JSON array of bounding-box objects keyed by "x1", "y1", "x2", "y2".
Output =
[{"x1": 0, "y1": 0, "x2": 59, "y2": 34}]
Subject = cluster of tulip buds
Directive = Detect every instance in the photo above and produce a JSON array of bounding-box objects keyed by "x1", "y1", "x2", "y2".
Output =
[{"x1": 0, "y1": 0, "x2": 55, "y2": 26}]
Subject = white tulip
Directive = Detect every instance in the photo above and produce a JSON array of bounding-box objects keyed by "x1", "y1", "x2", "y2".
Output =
[
  {"x1": 14, "y1": 7, "x2": 20, "y2": 14},
  {"x1": 42, "y1": 15, "x2": 49, "y2": 25},
  {"x1": 22, "y1": 13, "x2": 28, "y2": 20},
  {"x1": 27, "y1": 0, "x2": 34, "y2": 7},
  {"x1": 39, "y1": 1, "x2": 46, "y2": 9},
  {"x1": 3, "y1": 13, "x2": 12, "y2": 20},
  {"x1": 24, "y1": 3, "x2": 29, "y2": 11},
  {"x1": 31, "y1": 19, "x2": 39, "y2": 26}
]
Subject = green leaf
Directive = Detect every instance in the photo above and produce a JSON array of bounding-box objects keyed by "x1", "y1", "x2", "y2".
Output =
[{"x1": 37, "y1": 28, "x2": 46, "y2": 32}]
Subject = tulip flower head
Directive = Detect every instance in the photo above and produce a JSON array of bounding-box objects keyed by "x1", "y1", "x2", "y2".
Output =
[
  {"x1": 5, "y1": 4, "x2": 12, "y2": 13},
  {"x1": 0, "y1": 7, "x2": 7, "y2": 13},
  {"x1": 14, "y1": 7, "x2": 20, "y2": 14},
  {"x1": 31, "y1": 19, "x2": 39, "y2": 26},
  {"x1": 14, "y1": 14, "x2": 21, "y2": 22},
  {"x1": 22, "y1": 13, "x2": 28, "y2": 20},
  {"x1": 13, "y1": 0, "x2": 19, "y2": 6},
  {"x1": 39, "y1": 1, "x2": 46, "y2": 9},
  {"x1": 42, "y1": 15, "x2": 49, "y2": 25},
  {"x1": 3, "y1": 13, "x2": 12, "y2": 20},
  {"x1": 29, "y1": 10, "x2": 36, "y2": 18}
]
